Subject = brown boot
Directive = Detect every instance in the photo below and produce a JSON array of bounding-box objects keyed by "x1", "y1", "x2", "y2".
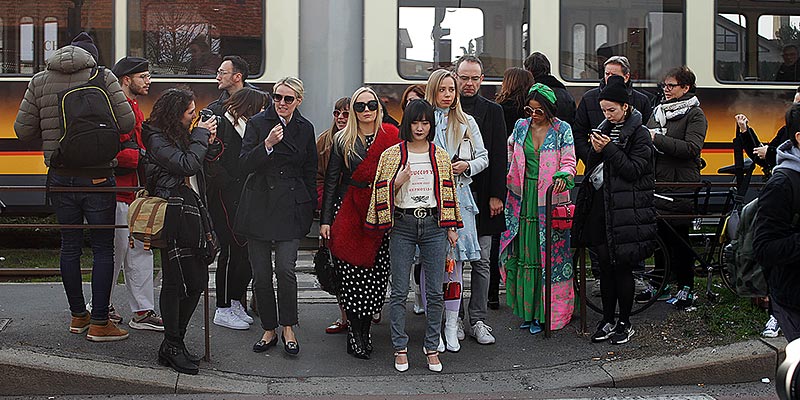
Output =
[
  {"x1": 69, "y1": 312, "x2": 91, "y2": 334},
  {"x1": 86, "y1": 320, "x2": 130, "y2": 342}
]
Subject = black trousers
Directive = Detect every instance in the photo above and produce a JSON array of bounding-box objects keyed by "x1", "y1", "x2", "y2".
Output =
[
  {"x1": 214, "y1": 238, "x2": 251, "y2": 308},
  {"x1": 160, "y1": 253, "x2": 203, "y2": 344},
  {"x1": 593, "y1": 243, "x2": 634, "y2": 325},
  {"x1": 657, "y1": 219, "x2": 694, "y2": 289}
]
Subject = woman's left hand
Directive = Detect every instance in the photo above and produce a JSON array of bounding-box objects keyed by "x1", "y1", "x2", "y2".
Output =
[
  {"x1": 198, "y1": 117, "x2": 218, "y2": 142},
  {"x1": 447, "y1": 229, "x2": 459, "y2": 246},
  {"x1": 452, "y1": 161, "x2": 469, "y2": 175},
  {"x1": 552, "y1": 178, "x2": 567, "y2": 193},
  {"x1": 590, "y1": 132, "x2": 610, "y2": 152}
]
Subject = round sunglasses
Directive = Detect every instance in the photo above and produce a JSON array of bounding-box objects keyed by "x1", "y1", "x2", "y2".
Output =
[{"x1": 353, "y1": 100, "x2": 379, "y2": 113}]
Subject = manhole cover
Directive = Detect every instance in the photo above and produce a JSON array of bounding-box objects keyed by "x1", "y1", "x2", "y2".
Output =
[{"x1": 0, "y1": 318, "x2": 10, "y2": 332}]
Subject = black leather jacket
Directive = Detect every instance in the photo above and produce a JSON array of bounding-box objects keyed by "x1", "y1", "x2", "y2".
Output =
[
  {"x1": 142, "y1": 123, "x2": 210, "y2": 199},
  {"x1": 320, "y1": 136, "x2": 369, "y2": 225}
]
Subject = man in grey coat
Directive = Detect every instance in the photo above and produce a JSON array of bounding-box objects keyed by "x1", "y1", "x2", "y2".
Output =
[{"x1": 14, "y1": 32, "x2": 135, "y2": 342}]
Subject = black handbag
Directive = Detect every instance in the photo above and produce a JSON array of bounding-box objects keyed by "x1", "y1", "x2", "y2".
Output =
[{"x1": 314, "y1": 243, "x2": 338, "y2": 296}]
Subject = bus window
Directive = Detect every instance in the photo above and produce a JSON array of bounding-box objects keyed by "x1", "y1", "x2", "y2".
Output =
[
  {"x1": 0, "y1": 1, "x2": 113, "y2": 75},
  {"x1": 128, "y1": 0, "x2": 264, "y2": 77},
  {"x1": 716, "y1": 1, "x2": 800, "y2": 83},
  {"x1": 560, "y1": 0, "x2": 685, "y2": 82},
  {"x1": 398, "y1": 0, "x2": 528, "y2": 80}
]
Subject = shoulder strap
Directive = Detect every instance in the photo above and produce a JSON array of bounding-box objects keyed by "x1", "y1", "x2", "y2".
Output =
[{"x1": 88, "y1": 66, "x2": 105, "y2": 87}]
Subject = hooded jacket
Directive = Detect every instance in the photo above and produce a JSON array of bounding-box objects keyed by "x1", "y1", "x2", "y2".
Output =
[
  {"x1": 573, "y1": 109, "x2": 657, "y2": 265},
  {"x1": 754, "y1": 140, "x2": 800, "y2": 310},
  {"x1": 14, "y1": 45, "x2": 135, "y2": 175}
]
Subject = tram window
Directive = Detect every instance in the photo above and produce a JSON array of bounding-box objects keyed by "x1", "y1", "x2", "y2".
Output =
[
  {"x1": 128, "y1": 0, "x2": 264, "y2": 77},
  {"x1": 560, "y1": 0, "x2": 685, "y2": 82},
  {"x1": 398, "y1": 0, "x2": 529, "y2": 80},
  {"x1": 0, "y1": 1, "x2": 112, "y2": 75},
  {"x1": 716, "y1": 0, "x2": 800, "y2": 83}
]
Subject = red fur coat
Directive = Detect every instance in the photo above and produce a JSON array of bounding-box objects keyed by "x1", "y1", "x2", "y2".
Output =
[{"x1": 330, "y1": 123, "x2": 401, "y2": 267}]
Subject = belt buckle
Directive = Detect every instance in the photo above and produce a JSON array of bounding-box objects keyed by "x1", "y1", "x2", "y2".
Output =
[{"x1": 413, "y1": 207, "x2": 427, "y2": 219}]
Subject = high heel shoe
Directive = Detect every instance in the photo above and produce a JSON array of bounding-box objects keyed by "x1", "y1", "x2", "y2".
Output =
[
  {"x1": 424, "y1": 348, "x2": 442, "y2": 373},
  {"x1": 393, "y1": 349, "x2": 409, "y2": 372},
  {"x1": 252, "y1": 333, "x2": 278, "y2": 353},
  {"x1": 282, "y1": 334, "x2": 300, "y2": 356}
]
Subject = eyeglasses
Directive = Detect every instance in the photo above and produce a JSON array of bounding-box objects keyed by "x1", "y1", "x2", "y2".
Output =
[
  {"x1": 272, "y1": 93, "x2": 296, "y2": 104},
  {"x1": 524, "y1": 106, "x2": 545, "y2": 116},
  {"x1": 662, "y1": 82, "x2": 681, "y2": 90},
  {"x1": 458, "y1": 75, "x2": 481, "y2": 82},
  {"x1": 333, "y1": 109, "x2": 349, "y2": 119},
  {"x1": 216, "y1": 70, "x2": 233, "y2": 77},
  {"x1": 353, "y1": 100, "x2": 379, "y2": 113},
  {"x1": 135, "y1": 73, "x2": 152, "y2": 80}
]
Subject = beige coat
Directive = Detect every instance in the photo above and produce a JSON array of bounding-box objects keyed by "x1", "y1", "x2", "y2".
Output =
[{"x1": 14, "y1": 45, "x2": 135, "y2": 169}]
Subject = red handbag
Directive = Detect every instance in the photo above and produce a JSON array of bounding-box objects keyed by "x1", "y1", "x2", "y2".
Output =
[
  {"x1": 551, "y1": 203, "x2": 575, "y2": 230},
  {"x1": 442, "y1": 247, "x2": 461, "y2": 301}
]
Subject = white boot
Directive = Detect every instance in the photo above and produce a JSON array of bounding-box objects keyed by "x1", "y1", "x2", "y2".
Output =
[{"x1": 444, "y1": 310, "x2": 461, "y2": 352}]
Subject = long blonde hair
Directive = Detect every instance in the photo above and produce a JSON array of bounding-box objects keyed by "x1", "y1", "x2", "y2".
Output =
[
  {"x1": 424, "y1": 69, "x2": 473, "y2": 149},
  {"x1": 319, "y1": 97, "x2": 350, "y2": 155},
  {"x1": 335, "y1": 87, "x2": 384, "y2": 168}
]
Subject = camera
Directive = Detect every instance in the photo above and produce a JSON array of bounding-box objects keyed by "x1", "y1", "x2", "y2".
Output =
[{"x1": 199, "y1": 108, "x2": 218, "y2": 124}]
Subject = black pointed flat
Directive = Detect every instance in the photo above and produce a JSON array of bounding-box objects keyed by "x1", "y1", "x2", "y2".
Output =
[
  {"x1": 252, "y1": 334, "x2": 278, "y2": 353},
  {"x1": 282, "y1": 334, "x2": 300, "y2": 356}
]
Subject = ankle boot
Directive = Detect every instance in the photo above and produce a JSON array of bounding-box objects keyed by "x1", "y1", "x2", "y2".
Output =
[
  {"x1": 347, "y1": 319, "x2": 369, "y2": 359},
  {"x1": 346, "y1": 318, "x2": 360, "y2": 355},
  {"x1": 361, "y1": 317, "x2": 373, "y2": 355},
  {"x1": 444, "y1": 310, "x2": 461, "y2": 352},
  {"x1": 158, "y1": 340, "x2": 199, "y2": 375}
]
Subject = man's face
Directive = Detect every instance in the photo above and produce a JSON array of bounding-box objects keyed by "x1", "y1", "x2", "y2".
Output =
[
  {"x1": 126, "y1": 71, "x2": 151, "y2": 97},
  {"x1": 456, "y1": 61, "x2": 483, "y2": 97},
  {"x1": 604, "y1": 63, "x2": 630, "y2": 84},
  {"x1": 216, "y1": 60, "x2": 239, "y2": 91},
  {"x1": 783, "y1": 47, "x2": 798, "y2": 66}
]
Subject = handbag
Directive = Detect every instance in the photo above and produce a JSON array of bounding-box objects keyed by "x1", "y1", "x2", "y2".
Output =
[
  {"x1": 314, "y1": 242, "x2": 338, "y2": 296},
  {"x1": 551, "y1": 202, "x2": 575, "y2": 230},
  {"x1": 453, "y1": 134, "x2": 475, "y2": 162},
  {"x1": 442, "y1": 247, "x2": 461, "y2": 301},
  {"x1": 127, "y1": 189, "x2": 167, "y2": 250}
]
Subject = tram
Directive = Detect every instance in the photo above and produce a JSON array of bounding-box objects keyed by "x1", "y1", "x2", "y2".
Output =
[{"x1": 0, "y1": 0, "x2": 797, "y2": 214}]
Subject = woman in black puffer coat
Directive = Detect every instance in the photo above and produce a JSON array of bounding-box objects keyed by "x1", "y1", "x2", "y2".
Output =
[
  {"x1": 143, "y1": 88, "x2": 218, "y2": 376},
  {"x1": 573, "y1": 75, "x2": 656, "y2": 346}
]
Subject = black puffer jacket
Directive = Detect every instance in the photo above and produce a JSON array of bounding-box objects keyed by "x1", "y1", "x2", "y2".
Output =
[
  {"x1": 142, "y1": 123, "x2": 210, "y2": 200},
  {"x1": 573, "y1": 110, "x2": 657, "y2": 265},
  {"x1": 534, "y1": 74, "x2": 577, "y2": 127},
  {"x1": 573, "y1": 82, "x2": 653, "y2": 166}
]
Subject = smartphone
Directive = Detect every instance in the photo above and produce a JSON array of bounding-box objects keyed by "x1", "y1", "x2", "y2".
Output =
[{"x1": 590, "y1": 128, "x2": 602, "y2": 138}]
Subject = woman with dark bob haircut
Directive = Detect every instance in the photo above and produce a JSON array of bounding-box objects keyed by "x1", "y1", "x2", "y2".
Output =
[{"x1": 367, "y1": 99, "x2": 461, "y2": 373}]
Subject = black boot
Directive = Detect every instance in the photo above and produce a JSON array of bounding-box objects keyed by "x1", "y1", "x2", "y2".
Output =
[
  {"x1": 158, "y1": 339, "x2": 199, "y2": 375},
  {"x1": 183, "y1": 343, "x2": 203, "y2": 365},
  {"x1": 346, "y1": 318, "x2": 359, "y2": 355},
  {"x1": 347, "y1": 319, "x2": 369, "y2": 359},
  {"x1": 361, "y1": 316, "x2": 373, "y2": 355}
]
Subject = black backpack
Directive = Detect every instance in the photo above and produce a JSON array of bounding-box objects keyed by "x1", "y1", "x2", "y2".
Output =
[{"x1": 51, "y1": 66, "x2": 121, "y2": 168}]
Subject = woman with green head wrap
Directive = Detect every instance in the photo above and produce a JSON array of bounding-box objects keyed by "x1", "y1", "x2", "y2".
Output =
[{"x1": 499, "y1": 83, "x2": 577, "y2": 334}]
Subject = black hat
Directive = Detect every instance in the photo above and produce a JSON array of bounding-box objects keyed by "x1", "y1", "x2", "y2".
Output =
[
  {"x1": 599, "y1": 75, "x2": 629, "y2": 105},
  {"x1": 71, "y1": 32, "x2": 99, "y2": 61},
  {"x1": 112, "y1": 57, "x2": 149, "y2": 78}
]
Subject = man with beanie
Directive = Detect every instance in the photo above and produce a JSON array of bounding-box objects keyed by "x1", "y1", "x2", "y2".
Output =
[
  {"x1": 454, "y1": 55, "x2": 506, "y2": 345},
  {"x1": 109, "y1": 56, "x2": 164, "y2": 332},
  {"x1": 524, "y1": 52, "x2": 576, "y2": 126},
  {"x1": 14, "y1": 32, "x2": 135, "y2": 341}
]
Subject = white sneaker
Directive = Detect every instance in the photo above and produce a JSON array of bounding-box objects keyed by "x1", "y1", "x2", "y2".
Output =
[
  {"x1": 470, "y1": 321, "x2": 496, "y2": 345},
  {"x1": 762, "y1": 315, "x2": 781, "y2": 338},
  {"x1": 231, "y1": 300, "x2": 254, "y2": 324},
  {"x1": 213, "y1": 308, "x2": 249, "y2": 330},
  {"x1": 456, "y1": 318, "x2": 465, "y2": 341}
]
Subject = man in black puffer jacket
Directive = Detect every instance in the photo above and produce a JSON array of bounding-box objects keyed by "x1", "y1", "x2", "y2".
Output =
[
  {"x1": 524, "y1": 52, "x2": 576, "y2": 126},
  {"x1": 754, "y1": 123, "x2": 800, "y2": 343}
]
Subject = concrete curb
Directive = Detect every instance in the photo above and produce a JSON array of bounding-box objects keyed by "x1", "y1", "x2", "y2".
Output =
[{"x1": 0, "y1": 338, "x2": 784, "y2": 396}]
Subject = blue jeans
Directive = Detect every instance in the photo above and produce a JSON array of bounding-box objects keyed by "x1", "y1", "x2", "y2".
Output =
[
  {"x1": 389, "y1": 211, "x2": 447, "y2": 351},
  {"x1": 50, "y1": 174, "x2": 116, "y2": 322}
]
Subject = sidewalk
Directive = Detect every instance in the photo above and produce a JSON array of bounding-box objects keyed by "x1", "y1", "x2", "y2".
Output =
[{"x1": 0, "y1": 253, "x2": 787, "y2": 396}]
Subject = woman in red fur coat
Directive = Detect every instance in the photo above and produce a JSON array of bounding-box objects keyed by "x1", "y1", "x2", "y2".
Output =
[{"x1": 319, "y1": 87, "x2": 401, "y2": 359}]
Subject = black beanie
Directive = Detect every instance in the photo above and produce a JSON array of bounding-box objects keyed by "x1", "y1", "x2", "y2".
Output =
[
  {"x1": 112, "y1": 57, "x2": 149, "y2": 78},
  {"x1": 599, "y1": 75, "x2": 629, "y2": 105},
  {"x1": 71, "y1": 32, "x2": 99, "y2": 61}
]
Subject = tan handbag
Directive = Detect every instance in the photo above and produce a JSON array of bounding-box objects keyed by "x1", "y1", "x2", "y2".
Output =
[{"x1": 127, "y1": 189, "x2": 167, "y2": 250}]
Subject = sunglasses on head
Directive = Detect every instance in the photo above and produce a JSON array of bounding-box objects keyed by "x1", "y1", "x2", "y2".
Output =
[
  {"x1": 353, "y1": 100, "x2": 379, "y2": 113},
  {"x1": 333, "y1": 109, "x2": 349, "y2": 119},
  {"x1": 272, "y1": 93, "x2": 296, "y2": 104},
  {"x1": 524, "y1": 106, "x2": 546, "y2": 116}
]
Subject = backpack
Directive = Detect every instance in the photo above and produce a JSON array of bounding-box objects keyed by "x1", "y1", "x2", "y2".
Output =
[
  {"x1": 51, "y1": 67, "x2": 121, "y2": 168},
  {"x1": 127, "y1": 189, "x2": 167, "y2": 250},
  {"x1": 724, "y1": 169, "x2": 800, "y2": 297}
]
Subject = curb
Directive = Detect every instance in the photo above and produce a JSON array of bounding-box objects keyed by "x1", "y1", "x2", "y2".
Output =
[{"x1": 0, "y1": 338, "x2": 785, "y2": 396}]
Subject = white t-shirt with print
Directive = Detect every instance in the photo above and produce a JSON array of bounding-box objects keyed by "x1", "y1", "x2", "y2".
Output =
[{"x1": 395, "y1": 151, "x2": 438, "y2": 209}]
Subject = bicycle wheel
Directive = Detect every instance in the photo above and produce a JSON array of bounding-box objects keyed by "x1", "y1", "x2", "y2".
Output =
[
  {"x1": 717, "y1": 243, "x2": 736, "y2": 294},
  {"x1": 575, "y1": 234, "x2": 671, "y2": 316}
]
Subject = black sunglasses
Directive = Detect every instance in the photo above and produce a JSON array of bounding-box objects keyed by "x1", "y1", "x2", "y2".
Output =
[
  {"x1": 353, "y1": 100, "x2": 379, "y2": 113},
  {"x1": 272, "y1": 93, "x2": 296, "y2": 104}
]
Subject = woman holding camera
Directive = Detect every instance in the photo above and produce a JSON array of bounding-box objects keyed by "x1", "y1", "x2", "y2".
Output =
[
  {"x1": 204, "y1": 88, "x2": 269, "y2": 331},
  {"x1": 500, "y1": 83, "x2": 576, "y2": 335},
  {"x1": 236, "y1": 77, "x2": 317, "y2": 356},
  {"x1": 367, "y1": 98, "x2": 461, "y2": 372},
  {"x1": 142, "y1": 88, "x2": 218, "y2": 375},
  {"x1": 320, "y1": 87, "x2": 401, "y2": 359},
  {"x1": 573, "y1": 75, "x2": 656, "y2": 345}
]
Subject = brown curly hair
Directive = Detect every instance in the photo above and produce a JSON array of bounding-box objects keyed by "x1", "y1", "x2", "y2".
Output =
[{"x1": 147, "y1": 88, "x2": 195, "y2": 146}]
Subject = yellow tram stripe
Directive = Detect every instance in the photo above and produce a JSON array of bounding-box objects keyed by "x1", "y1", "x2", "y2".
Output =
[{"x1": 0, "y1": 152, "x2": 47, "y2": 175}]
